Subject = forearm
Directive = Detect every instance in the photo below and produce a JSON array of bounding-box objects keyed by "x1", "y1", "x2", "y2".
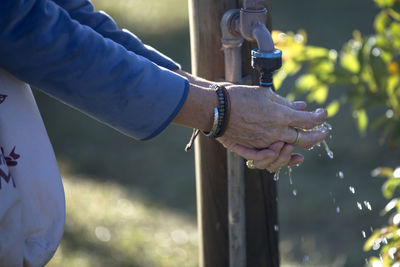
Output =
[{"x1": 172, "y1": 81, "x2": 217, "y2": 132}]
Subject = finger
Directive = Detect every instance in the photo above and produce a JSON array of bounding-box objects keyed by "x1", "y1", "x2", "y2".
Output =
[
  {"x1": 219, "y1": 139, "x2": 276, "y2": 160},
  {"x1": 266, "y1": 144, "x2": 294, "y2": 172},
  {"x1": 251, "y1": 142, "x2": 285, "y2": 167},
  {"x1": 266, "y1": 153, "x2": 304, "y2": 173},
  {"x1": 285, "y1": 108, "x2": 328, "y2": 129},
  {"x1": 266, "y1": 88, "x2": 307, "y2": 110},
  {"x1": 287, "y1": 153, "x2": 304, "y2": 166},
  {"x1": 282, "y1": 127, "x2": 329, "y2": 150}
]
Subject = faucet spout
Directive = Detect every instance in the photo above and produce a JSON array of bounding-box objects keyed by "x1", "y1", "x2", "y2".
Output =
[{"x1": 252, "y1": 21, "x2": 274, "y2": 52}]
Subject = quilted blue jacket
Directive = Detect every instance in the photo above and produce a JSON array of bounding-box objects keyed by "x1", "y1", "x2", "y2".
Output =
[{"x1": 0, "y1": 0, "x2": 189, "y2": 140}]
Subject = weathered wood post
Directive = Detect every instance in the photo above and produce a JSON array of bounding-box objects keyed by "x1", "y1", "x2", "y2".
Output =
[{"x1": 189, "y1": 0, "x2": 279, "y2": 266}]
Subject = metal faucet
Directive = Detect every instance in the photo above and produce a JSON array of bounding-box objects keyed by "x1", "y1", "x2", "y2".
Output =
[{"x1": 221, "y1": 1, "x2": 283, "y2": 267}]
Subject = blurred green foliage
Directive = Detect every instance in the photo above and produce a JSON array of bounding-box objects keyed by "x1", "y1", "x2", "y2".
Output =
[
  {"x1": 273, "y1": 0, "x2": 400, "y2": 265},
  {"x1": 274, "y1": 0, "x2": 400, "y2": 144}
]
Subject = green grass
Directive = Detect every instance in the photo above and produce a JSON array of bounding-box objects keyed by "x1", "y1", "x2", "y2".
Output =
[{"x1": 48, "y1": 174, "x2": 198, "y2": 267}]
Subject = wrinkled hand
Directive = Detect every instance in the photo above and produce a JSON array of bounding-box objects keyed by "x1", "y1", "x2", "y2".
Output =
[
  {"x1": 222, "y1": 85, "x2": 329, "y2": 149},
  {"x1": 219, "y1": 139, "x2": 303, "y2": 173}
]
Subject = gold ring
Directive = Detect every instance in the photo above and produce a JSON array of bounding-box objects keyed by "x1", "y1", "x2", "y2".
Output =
[
  {"x1": 292, "y1": 129, "x2": 301, "y2": 146},
  {"x1": 246, "y1": 160, "x2": 256, "y2": 169}
]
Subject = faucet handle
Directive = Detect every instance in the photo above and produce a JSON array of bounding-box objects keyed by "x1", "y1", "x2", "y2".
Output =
[{"x1": 243, "y1": 0, "x2": 265, "y2": 10}]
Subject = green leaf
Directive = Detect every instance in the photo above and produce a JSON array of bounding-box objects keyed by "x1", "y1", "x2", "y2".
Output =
[
  {"x1": 370, "y1": 48, "x2": 389, "y2": 90},
  {"x1": 364, "y1": 231, "x2": 383, "y2": 251},
  {"x1": 295, "y1": 74, "x2": 319, "y2": 92},
  {"x1": 371, "y1": 167, "x2": 395, "y2": 178},
  {"x1": 383, "y1": 178, "x2": 400, "y2": 198},
  {"x1": 341, "y1": 52, "x2": 360, "y2": 73},
  {"x1": 375, "y1": 0, "x2": 395, "y2": 8},
  {"x1": 302, "y1": 46, "x2": 330, "y2": 60},
  {"x1": 371, "y1": 115, "x2": 389, "y2": 130},
  {"x1": 374, "y1": 11, "x2": 389, "y2": 33},
  {"x1": 383, "y1": 198, "x2": 399, "y2": 214},
  {"x1": 356, "y1": 109, "x2": 369, "y2": 134},
  {"x1": 307, "y1": 85, "x2": 328, "y2": 104},
  {"x1": 326, "y1": 100, "x2": 340, "y2": 117}
]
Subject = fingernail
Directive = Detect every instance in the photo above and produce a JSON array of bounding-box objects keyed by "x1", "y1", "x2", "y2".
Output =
[
  {"x1": 314, "y1": 108, "x2": 326, "y2": 113},
  {"x1": 293, "y1": 101, "x2": 306, "y2": 109}
]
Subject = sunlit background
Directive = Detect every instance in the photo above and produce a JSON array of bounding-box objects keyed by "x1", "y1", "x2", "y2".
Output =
[{"x1": 41, "y1": 0, "x2": 400, "y2": 266}]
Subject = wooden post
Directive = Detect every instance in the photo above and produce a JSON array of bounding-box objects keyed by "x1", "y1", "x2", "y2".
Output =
[{"x1": 189, "y1": 0, "x2": 279, "y2": 266}]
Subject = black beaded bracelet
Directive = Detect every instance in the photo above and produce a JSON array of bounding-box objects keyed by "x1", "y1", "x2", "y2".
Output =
[
  {"x1": 184, "y1": 84, "x2": 231, "y2": 151},
  {"x1": 203, "y1": 84, "x2": 230, "y2": 138}
]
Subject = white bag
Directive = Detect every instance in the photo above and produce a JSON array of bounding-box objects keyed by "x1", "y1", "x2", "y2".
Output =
[{"x1": 0, "y1": 69, "x2": 65, "y2": 267}]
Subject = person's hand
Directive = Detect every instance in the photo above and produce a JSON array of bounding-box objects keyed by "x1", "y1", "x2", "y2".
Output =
[
  {"x1": 219, "y1": 139, "x2": 303, "y2": 173},
  {"x1": 222, "y1": 85, "x2": 329, "y2": 149}
]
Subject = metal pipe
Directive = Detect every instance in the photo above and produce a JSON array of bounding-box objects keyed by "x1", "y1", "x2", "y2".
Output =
[
  {"x1": 240, "y1": 0, "x2": 275, "y2": 52},
  {"x1": 221, "y1": 10, "x2": 246, "y2": 267}
]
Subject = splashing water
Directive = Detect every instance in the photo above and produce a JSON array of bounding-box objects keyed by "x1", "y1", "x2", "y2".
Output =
[
  {"x1": 273, "y1": 169, "x2": 280, "y2": 181},
  {"x1": 364, "y1": 201, "x2": 372, "y2": 210},
  {"x1": 336, "y1": 206, "x2": 341, "y2": 213},
  {"x1": 322, "y1": 140, "x2": 334, "y2": 159},
  {"x1": 357, "y1": 202, "x2": 363, "y2": 210},
  {"x1": 362, "y1": 230, "x2": 366, "y2": 238},
  {"x1": 274, "y1": 225, "x2": 279, "y2": 232},
  {"x1": 337, "y1": 171, "x2": 344, "y2": 179},
  {"x1": 323, "y1": 122, "x2": 333, "y2": 131},
  {"x1": 349, "y1": 186, "x2": 355, "y2": 194},
  {"x1": 292, "y1": 189, "x2": 297, "y2": 196},
  {"x1": 288, "y1": 167, "x2": 293, "y2": 185}
]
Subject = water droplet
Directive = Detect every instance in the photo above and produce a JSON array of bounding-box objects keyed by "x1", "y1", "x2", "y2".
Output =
[
  {"x1": 273, "y1": 170, "x2": 280, "y2": 181},
  {"x1": 364, "y1": 201, "x2": 372, "y2": 210},
  {"x1": 323, "y1": 122, "x2": 333, "y2": 131},
  {"x1": 382, "y1": 237, "x2": 388, "y2": 245},
  {"x1": 337, "y1": 171, "x2": 344, "y2": 179},
  {"x1": 274, "y1": 225, "x2": 279, "y2": 232},
  {"x1": 322, "y1": 140, "x2": 334, "y2": 159},
  {"x1": 349, "y1": 186, "x2": 355, "y2": 194},
  {"x1": 288, "y1": 167, "x2": 293, "y2": 185},
  {"x1": 292, "y1": 189, "x2": 297, "y2": 196},
  {"x1": 332, "y1": 197, "x2": 336, "y2": 204},
  {"x1": 362, "y1": 231, "x2": 366, "y2": 238},
  {"x1": 357, "y1": 202, "x2": 363, "y2": 210},
  {"x1": 370, "y1": 226, "x2": 374, "y2": 233},
  {"x1": 336, "y1": 206, "x2": 341, "y2": 213}
]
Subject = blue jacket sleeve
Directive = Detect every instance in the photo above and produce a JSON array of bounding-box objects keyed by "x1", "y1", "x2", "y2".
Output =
[
  {"x1": 0, "y1": 0, "x2": 189, "y2": 140},
  {"x1": 51, "y1": 0, "x2": 181, "y2": 71}
]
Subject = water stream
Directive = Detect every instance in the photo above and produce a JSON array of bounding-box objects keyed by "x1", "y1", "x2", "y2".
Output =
[{"x1": 275, "y1": 121, "x2": 377, "y2": 265}]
